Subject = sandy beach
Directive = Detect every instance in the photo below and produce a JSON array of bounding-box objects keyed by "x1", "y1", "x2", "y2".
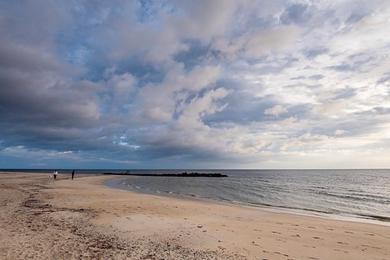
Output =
[{"x1": 1, "y1": 173, "x2": 389, "y2": 260}]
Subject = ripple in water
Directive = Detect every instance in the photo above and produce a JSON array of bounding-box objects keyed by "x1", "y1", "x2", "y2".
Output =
[{"x1": 106, "y1": 169, "x2": 390, "y2": 223}]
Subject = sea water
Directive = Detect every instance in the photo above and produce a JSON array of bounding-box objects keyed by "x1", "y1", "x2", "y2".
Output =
[{"x1": 106, "y1": 169, "x2": 390, "y2": 223}]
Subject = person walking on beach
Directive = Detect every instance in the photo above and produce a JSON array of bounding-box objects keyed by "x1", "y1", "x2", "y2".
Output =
[
  {"x1": 53, "y1": 170, "x2": 58, "y2": 180},
  {"x1": 71, "y1": 170, "x2": 75, "y2": 180}
]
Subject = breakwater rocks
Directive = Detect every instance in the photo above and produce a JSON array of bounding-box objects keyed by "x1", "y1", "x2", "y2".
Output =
[{"x1": 103, "y1": 172, "x2": 228, "y2": 178}]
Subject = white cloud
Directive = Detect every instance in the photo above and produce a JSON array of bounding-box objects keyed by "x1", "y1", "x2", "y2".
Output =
[{"x1": 264, "y1": 105, "x2": 288, "y2": 116}]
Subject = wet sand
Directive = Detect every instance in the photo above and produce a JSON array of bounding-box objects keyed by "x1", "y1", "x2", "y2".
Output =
[{"x1": 1, "y1": 172, "x2": 389, "y2": 259}]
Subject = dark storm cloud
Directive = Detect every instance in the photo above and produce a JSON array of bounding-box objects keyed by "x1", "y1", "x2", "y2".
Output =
[{"x1": 0, "y1": 1, "x2": 104, "y2": 158}]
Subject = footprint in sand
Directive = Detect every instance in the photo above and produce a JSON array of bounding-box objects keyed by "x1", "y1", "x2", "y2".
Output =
[
  {"x1": 312, "y1": 236, "x2": 322, "y2": 240},
  {"x1": 273, "y1": 252, "x2": 289, "y2": 257},
  {"x1": 335, "y1": 249, "x2": 349, "y2": 254},
  {"x1": 361, "y1": 244, "x2": 382, "y2": 250},
  {"x1": 272, "y1": 231, "x2": 281, "y2": 234}
]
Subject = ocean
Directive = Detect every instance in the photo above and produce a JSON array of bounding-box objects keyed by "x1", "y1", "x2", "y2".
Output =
[{"x1": 105, "y1": 169, "x2": 390, "y2": 223}]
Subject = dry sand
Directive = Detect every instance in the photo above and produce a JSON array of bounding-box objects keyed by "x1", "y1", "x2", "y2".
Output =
[{"x1": 0, "y1": 172, "x2": 389, "y2": 259}]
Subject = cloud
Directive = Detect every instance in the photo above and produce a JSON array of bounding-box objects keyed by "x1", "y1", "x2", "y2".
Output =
[
  {"x1": 0, "y1": 0, "x2": 390, "y2": 168},
  {"x1": 264, "y1": 105, "x2": 288, "y2": 116}
]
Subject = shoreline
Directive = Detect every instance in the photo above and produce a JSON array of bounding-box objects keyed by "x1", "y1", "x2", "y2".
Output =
[
  {"x1": 104, "y1": 176, "x2": 390, "y2": 227},
  {"x1": 1, "y1": 172, "x2": 390, "y2": 259}
]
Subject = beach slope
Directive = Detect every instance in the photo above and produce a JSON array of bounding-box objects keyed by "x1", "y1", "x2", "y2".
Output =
[{"x1": 1, "y1": 173, "x2": 389, "y2": 259}]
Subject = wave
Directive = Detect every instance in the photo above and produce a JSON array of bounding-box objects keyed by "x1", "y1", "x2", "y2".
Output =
[{"x1": 105, "y1": 169, "x2": 390, "y2": 223}]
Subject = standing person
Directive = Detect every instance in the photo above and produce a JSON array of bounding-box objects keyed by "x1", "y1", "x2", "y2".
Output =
[
  {"x1": 53, "y1": 170, "x2": 58, "y2": 180},
  {"x1": 71, "y1": 170, "x2": 75, "y2": 180}
]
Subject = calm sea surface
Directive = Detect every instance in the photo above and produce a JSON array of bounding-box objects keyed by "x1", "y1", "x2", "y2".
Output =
[{"x1": 105, "y1": 169, "x2": 390, "y2": 223}]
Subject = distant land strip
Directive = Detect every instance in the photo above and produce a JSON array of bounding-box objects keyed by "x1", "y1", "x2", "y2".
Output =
[{"x1": 103, "y1": 172, "x2": 228, "y2": 177}]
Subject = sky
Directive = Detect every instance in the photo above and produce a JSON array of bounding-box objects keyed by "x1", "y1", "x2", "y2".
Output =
[{"x1": 0, "y1": 0, "x2": 390, "y2": 169}]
